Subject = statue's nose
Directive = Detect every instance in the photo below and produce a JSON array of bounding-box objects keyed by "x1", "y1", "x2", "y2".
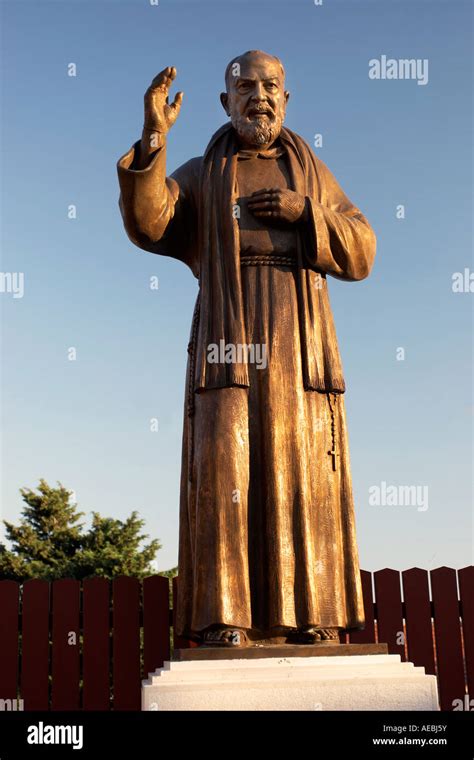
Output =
[{"x1": 250, "y1": 82, "x2": 266, "y2": 100}]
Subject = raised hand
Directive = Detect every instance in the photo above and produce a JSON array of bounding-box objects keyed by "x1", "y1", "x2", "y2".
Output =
[
  {"x1": 247, "y1": 188, "x2": 307, "y2": 224},
  {"x1": 143, "y1": 66, "x2": 184, "y2": 134}
]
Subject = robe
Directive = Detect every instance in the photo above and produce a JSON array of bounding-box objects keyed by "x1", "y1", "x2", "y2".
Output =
[{"x1": 117, "y1": 125, "x2": 376, "y2": 641}]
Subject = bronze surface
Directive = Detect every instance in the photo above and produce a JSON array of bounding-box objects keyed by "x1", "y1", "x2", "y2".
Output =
[
  {"x1": 173, "y1": 644, "x2": 388, "y2": 661},
  {"x1": 117, "y1": 51, "x2": 377, "y2": 648}
]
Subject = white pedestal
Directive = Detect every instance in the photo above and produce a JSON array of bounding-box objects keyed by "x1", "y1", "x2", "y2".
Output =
[{"x1": 142, "y1": 654, "x2": 440, "y2": 711}]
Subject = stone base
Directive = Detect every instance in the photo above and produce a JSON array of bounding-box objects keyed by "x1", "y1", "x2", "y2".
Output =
[
  {"x1": 142, "y1": 653, "x2": 440, "y2": 711},
  {"x1": 173, "y1": 642, "x2": 387, "y2": 661}
]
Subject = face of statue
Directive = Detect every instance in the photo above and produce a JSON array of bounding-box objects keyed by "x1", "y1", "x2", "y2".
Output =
[{"x1": 221, "y1": 52, "x2": 290, "y2": 149}]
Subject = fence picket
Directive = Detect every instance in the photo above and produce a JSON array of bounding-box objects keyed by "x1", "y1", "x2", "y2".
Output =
[
  {"x1": 51, "y1": 579, "x2": 80, "y2": 710},
  {"x1": 0, "y1": 581, "x2": 19, "y2": 703},
  {"x1": 374, "y1": 569, "x2": 405, "y2": 659},
  {"x1": 402, "y1": 568, "x2": 435, "y2": 674},
  {"x1": 83, "y1": 578, "x2": 110, "y2": 710},
  {"x1": 21, "y1": 580, "x2": 50, "y2": 710},
  {"x1": 430, "y1": 567, "x2": 465, "y2": 711},
  {"x1": 458, "y1": 566, "x2": 474, "y2": 700},
  {"x1": 143, "y1": 575, "x2": 170, "y2": 678},
  {"x1": 113, "y1": 576, "x2": 140, "y2": 710}
]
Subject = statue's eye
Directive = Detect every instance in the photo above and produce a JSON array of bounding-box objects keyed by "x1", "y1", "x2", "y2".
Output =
[{"x1": 266, "y1": 82, "x2": 278, "y2": 90}]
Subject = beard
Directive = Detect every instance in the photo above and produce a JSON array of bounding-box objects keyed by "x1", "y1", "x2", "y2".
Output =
[{"x1": 232, "y1": 111, "x2": 284, "y2": 147}]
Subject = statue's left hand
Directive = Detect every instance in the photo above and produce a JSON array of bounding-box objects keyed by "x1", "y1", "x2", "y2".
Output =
[{"x1": 247, "y1": 188, "x2": 307, "y2": 224}]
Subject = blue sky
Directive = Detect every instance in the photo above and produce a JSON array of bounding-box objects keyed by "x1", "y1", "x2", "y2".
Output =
[{"x1": 1, "y1": 0, "x2": 472, "y2": 573}]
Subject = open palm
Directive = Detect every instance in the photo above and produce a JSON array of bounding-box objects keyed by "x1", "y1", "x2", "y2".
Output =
[{"x1": 144, "y1": 66, "x2": 183, "y2": 133}]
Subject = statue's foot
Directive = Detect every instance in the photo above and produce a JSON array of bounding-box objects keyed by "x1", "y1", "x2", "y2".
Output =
[
  {"x1": 287, "y1": 626, "x2": 340, "y2": 644},
  {"x1": 201, "y1": 626, "x2": 249, "y2": 648}
]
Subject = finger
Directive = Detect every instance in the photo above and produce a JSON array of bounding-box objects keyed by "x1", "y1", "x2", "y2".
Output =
[
  {"x1": 248, "y1": 194, "x2": 275, "y2": 205},
  {"x1": 249, "y1": 193, "x2": 277, "y2": 203},
  {"x1": 248, "y1": 200, "x2": 276, "y2": 210},
  {"x1": 248, "y1": 195, "x2": 277, "y2": 204},
  {"x1": 252, "y1": 210, "x2": 279, "y2": 217},
  {"x1": 169, "y1": 91, "x2": 184, "y2": 112},
  {"x1": 149, "y1": 67, "x2": 170, "y2": 88},
  {"x1": 250, "y1": 188, "x2": 275, "y2": 197},
  {"x1": 149, "y1": 66, "x2": 176, "y2": 92}
]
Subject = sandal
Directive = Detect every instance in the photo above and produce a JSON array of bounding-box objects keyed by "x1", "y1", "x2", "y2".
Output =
[
  {"x1": 201, "y1": 627, "x2": 250, "y2": 647},
  {"x1": 287, "y1": 626, "x2": 340, "y2": 644}
]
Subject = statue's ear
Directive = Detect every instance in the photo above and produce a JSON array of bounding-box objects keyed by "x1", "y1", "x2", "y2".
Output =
[
  {"x1": 284, "y1": 90, "x2": 290, "y2": 106},
  {"x1": 220, "y1": 92, "x2": 230, "y2": 116}
]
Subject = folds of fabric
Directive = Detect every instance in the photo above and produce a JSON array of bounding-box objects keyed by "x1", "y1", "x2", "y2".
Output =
[{"x1": 176, "y1": 262, "x2": 365, "y2": 637}]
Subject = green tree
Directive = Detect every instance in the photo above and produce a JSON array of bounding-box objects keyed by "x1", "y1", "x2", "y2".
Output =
[
  {"x1": 0, "y1": 479, "x2": 162, "y2": 581},
  {"x1": 158, "y1": 566, "x2": 178, "y2": 579}
]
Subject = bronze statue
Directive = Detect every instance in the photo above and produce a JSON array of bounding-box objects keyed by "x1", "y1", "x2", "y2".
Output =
[{"x1": 117, "y1": 50, "x2": 376, "y2": 648}]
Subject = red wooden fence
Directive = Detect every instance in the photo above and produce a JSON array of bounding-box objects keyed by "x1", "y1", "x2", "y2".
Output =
[{"x1": 0, "y1": 567, "x2": 471, "y2": 711}]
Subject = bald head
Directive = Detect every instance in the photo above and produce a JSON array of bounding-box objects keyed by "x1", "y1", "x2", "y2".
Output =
[
  {"x1": 220, "y1": 50, "x2": 289, "y2": 149},
  {"x1": 224, "y1": 50, "x2": 285, "y2": 91}
]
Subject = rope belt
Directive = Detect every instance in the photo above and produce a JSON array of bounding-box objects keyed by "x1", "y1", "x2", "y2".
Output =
[{"x1": 240, "y1": 252, "x2": 297, "y2": 267}]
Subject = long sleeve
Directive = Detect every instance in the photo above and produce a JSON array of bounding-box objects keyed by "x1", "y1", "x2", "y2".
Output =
[
  {"x1": 117, "y1": 141, "x2": 201, "y2": 277},
  {"x1": 306, "y1": 158, "x2": 376, "y2": 282}
]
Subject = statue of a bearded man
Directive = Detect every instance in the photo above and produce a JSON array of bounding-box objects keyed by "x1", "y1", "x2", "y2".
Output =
[{"x1": 117, "y1": 50, "x2": 376, "y2": 648}]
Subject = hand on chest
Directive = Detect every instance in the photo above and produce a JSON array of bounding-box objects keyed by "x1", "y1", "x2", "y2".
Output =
[
  {"x1": 235, "y1": 155, "x2": 300, "y2": 256},
  {"x1": 236, "y1": 155, "x2": 291, "y2": 230}
]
